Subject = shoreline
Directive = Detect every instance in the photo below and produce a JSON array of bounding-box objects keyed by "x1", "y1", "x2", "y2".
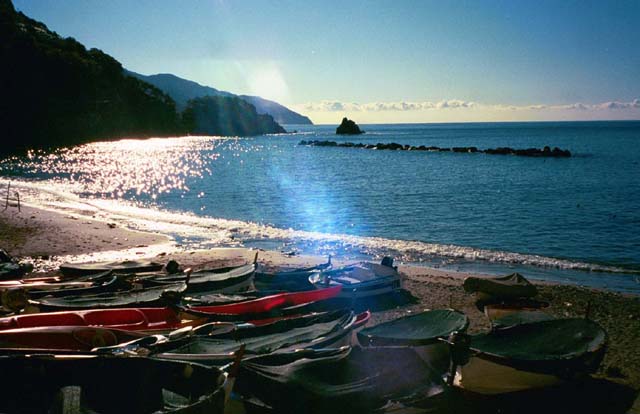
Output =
[{"x1": 1, "y1": 203, "x2": 639, "y2": 391}]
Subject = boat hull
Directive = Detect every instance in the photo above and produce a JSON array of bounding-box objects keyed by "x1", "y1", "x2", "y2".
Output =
[{"x1": 455, "y1": 355, "x2": 561, "y2": 395}]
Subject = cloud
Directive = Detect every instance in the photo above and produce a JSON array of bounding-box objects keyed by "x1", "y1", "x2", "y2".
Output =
[
  {"x1": 303, "y1": 99, "x2": 475, "y2": 112},
  {"x1": 595, "y1": 100, "x2": 640, "y2": 110},
  {"x1": 301, "y1": 99, "x2": 640, "y2": 113}
]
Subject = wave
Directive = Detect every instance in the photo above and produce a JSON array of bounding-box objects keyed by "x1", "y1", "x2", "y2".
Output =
[{"x1": 3, "y1": 178, "x2": 636, "y2": 276}]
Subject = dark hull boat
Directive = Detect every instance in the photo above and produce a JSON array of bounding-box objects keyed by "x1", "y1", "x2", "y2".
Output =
[
  {"x1": 463, "y1": 273, "x2": 538, "y2": 300},
  {"x1": 32, "y1": 282, "x2": 187, "y2": 311},
  {"x1": 149, "y1": 309, "x2": 370, "y2": 366},
  {"x1": 236, "y1": 346, "x2": 447, "y2": 413},
  {"x1": 309, "y1": 259, "x2": 403, "y2": 299},
  {"x1": 60, "y1": 259, "x2": 164, "y2": 277},
  {"x1": 140, "y1": 263, "x2": 256, "y2": 294},
  {"x1": 254, "y1": 258, "x2": 332, "y2": 291},
  {"x1": 456, "y1": 318, "x2": 607, "y2": 394},
  {"x1": 27, "y1": 272, "x2": 126, "y2": 299},
  {"x1": 357, "y1": 309, "x2": 468, "y2": 371},
  {"x1": 0, "y1": 354, "x2": 227, "y2": 413},
  {"x1": 0, "y1": 272, "x2": 126, "y2": 312}
]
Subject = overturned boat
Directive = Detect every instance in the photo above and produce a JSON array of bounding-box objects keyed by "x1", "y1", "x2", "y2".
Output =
[
  {"x1": 357, "y1": 309, "x2": 468, "y2": 371},
  {"x1": 463, "y1": 272, "x2": 538, "y2": 302},
  {"x1": 254, "y1": 258, "x2": 332, "y2": 291},
  {"x1": 455, "y1": 318, "x2": 607, "y2": 394},
  {"x1": 236, "y1": 346, "x2": 447, "y2": 413},
  {"x1": 138, "y1": 263, "x2": 256, "y2": 294},
  {"x1": 32, "y1": 282, "x2": 187, "y2": 311}
]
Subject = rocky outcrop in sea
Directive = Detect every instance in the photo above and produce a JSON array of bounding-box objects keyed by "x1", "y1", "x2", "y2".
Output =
[
  {"x1": 336, "y1": 118, "x2": 364, "y2": 134},
  {"x1": 299, "y1": 141, "x2": 571, "y2": 157}
]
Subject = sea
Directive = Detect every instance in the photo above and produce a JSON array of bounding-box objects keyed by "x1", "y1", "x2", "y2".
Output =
[{"x1": 1, "y1": 121, "x2": 639, "y2": 294}]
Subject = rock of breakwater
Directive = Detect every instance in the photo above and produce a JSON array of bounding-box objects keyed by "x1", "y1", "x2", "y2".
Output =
[
  {"x1": 298, "y1": 140, "x2": 571, "y2": 157},
  {"x1": 336, "y1": 117, "x2": 364, "y2": 134}
]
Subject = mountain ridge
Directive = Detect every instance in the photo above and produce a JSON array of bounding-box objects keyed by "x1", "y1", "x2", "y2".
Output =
[{"x1": 127, "y1": 71, "x2": 312, "y2": 125}]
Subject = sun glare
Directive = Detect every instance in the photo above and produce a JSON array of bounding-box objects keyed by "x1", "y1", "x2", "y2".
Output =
[{"x1": 247, "y1": 65, "x2": 290, "y2": 103}]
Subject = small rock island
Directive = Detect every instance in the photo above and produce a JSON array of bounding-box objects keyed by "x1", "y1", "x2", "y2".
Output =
[{"x1": 336, "y1": 117, "x2": 364, "y2": 135}]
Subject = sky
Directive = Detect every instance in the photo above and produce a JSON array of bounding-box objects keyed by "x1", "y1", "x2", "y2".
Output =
[{"x1": 14, "y1": 0, "x2": 640, "y2": 124}]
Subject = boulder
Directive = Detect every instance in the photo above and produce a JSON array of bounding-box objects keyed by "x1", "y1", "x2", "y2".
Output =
[{"x1": 336, "y1": 117, "x2": 364, "y2": 135}]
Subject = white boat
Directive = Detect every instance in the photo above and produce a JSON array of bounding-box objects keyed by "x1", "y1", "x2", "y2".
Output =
[{"x1": 308, "y1": 257, "x2": 403, "y2": 299}]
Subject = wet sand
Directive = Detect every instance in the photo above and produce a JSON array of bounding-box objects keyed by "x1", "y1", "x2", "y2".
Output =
[{"x1": 1, "y1": 205, "x2": 639, "y2": 410}]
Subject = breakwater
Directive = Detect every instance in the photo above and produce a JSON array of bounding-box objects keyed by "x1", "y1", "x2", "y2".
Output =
[{"x1": 299, "y1": 140, "x2": 571, "y2": 157}]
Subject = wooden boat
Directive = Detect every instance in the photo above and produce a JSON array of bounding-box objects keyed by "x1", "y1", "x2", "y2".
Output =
[
  {"x1": 0, "y1": 354, "x2": 227, "y2": 413},
  {"x1": 357, "y1": 309, "x2": 468, "y2": 371},
  {"x1": 236, "y1": 346, "x2": 447, "y2": 413},
  {"x1": 32, "y1": 282, "x2": 187, "y2": 311},
  {"x1": 0, "y1": 325, "x2": 146, "y2": 351},
  {"x1": 139, "y1": 263, "x2": 256, "y2": 294},
  {"x1": 455, "y1": 318, "x2": 607, "y2": 394},
  {"x1": 120, "y1": 309, "x2": 370, "y2": 366},
  {"x1": 309, "y1": 258, "x2": 403, "y2": 299},
  {"x1": 60, "y1": 259, "x2": 164, "y2": 277}
]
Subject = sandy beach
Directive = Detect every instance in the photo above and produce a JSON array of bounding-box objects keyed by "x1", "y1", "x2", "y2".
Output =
[{"x1": 1, "y1": 205, "x2": 639, "y2": 412}]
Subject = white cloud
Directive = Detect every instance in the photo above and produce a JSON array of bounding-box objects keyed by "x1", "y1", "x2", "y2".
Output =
[
  {"x1": 300, "y1": 99, "x2": 640, "y2": 113},
  {"x1": 303, "y1": 99, "x2": 476, "y2": 112}
]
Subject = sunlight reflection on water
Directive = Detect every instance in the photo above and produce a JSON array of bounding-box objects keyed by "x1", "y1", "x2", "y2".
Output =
[{"x1": 2, "y1": 136, "x2": 225, "y2": 201}]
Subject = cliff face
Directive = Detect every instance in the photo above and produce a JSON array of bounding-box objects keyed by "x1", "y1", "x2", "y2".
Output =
[
  {"x1": 183, "y1": 96, "x2": 286, "y2": 136},
  {"x1": 0, "y1": 0, "x2": 184, "y2": 152}
]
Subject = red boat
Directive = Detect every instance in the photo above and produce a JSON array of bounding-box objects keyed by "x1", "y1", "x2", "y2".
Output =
[
  {"x1": 191, "y1": 284, "x2": 342, "y2": 314},
  {"x1": 0, "y1": 307, "x2": 195, "y2": 333},
  {"x1": 0, "y1": 326, "x2": 146, "y2": 351},
  {"x1": 0, "y1": 286, "x2": 343, "y2": 333}
]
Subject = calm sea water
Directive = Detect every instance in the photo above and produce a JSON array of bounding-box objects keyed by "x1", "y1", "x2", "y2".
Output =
[{"x1": 1, "y1": 121, "x2": 639, "y2": 293}]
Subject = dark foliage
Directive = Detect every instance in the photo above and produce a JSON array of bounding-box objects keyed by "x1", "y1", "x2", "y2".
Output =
[
  {"x1": 0, "y1": 0, "x2": 185, "y2": 153},
  {"x1": 183, "y1": 96, "x2": 286, "y2": 136}
]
